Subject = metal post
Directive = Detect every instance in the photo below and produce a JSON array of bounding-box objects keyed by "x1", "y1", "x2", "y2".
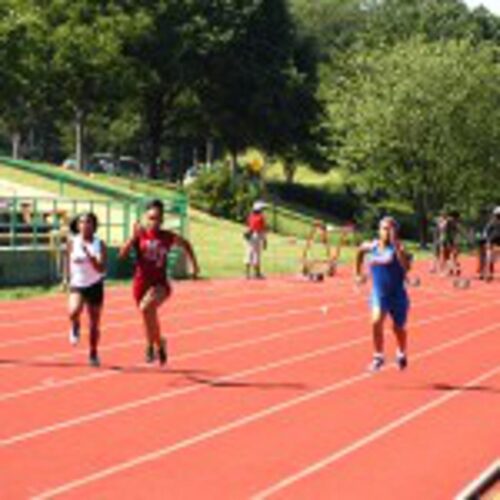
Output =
[
  {"x1": 33, "y1": 198, "x2": 38, "y2": 248},
  {"x1": 11, "y1": 197, "x2": 17, "y2": 247},
  {"x1": 106, "y1": 201, "x2": 111, "y2": 244}
]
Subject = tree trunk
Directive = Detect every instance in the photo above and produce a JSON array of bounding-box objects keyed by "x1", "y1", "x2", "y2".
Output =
[
  {"x1": 229, "y1": 149, "x2": 238, "y2": 177},
  {"x1": 415, "y1": 192, "x2": 429, "y2": 249},
  {"x1": 259, "y1": 152, "x2": 268, "y2": 195},
  {"x1": 192, "y1": 147, "x2": 198, "y2": 168},
  {"x1": 11, "y1": 132, "x2": 21, "y2": 159},
  {"x1": 145, "y1": 94, "x2": 164, "y2": 179},
  {"x1": 28, "y1": 128, "x2": 35, "y2": 158},
  {"x1": 205, "y1": 139, "x2": 213, "y2": 167},
  {"x1": 75, "y1": 108, "x2": 85, "y2": 171},
  {"x1": 148, "y1": 138, "x2": 160, "y2": 179},
  {"x1": 283, "y1": 158, "x2": 296, "y2": 184}
]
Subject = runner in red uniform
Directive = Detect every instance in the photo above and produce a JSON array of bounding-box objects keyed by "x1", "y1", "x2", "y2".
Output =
[{"x1": 120, "y1": 200, "x2": 199, "y2": 366}]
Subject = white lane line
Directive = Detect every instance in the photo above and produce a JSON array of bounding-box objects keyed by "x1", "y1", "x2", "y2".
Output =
[
  {"x1": 2, "y1": 305, "x2": 498, "y2": 448},
  {"x1": 0, "y1": 280, "x2": 350, "y2": 346},
  {"x1": 0, "y1": 282, "x2": 338, "y2": 333},
  {"x1": 253, "y1": 365, "x2": 500, "y2": 499},
  {"x1": 31, "y1": 324, "x2": 500, "y2": 500},
  {"x1": 1, "y1": 293, "x2": 493, "y2": 401},
  {"x1": 454, "y1": 459, "x2": 500, "y2": 500},
  {"x1": 0, "y1": 294, "x2": 363, "y2": 367}
]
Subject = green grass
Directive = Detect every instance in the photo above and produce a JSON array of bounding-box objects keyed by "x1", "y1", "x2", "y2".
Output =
[
  {"x1": 189, "y1": 208, "x2": 357, "y2": 278},
  {"x1": 0, "y1": 164, "x2": 109, "y2": 200},
  {"x1": 0, "y1": 280, "x2": 132, "y2": 301},
  {"x1": 0, "y1": 284, "x2": 61, "y2": 301},
  {"x1": 264, "y1": 162, "x2": 345, "y2": 189},
  {"x1": 92, "y1": 173, "x2": 179, "y2": 199},
  {"x1": 0, "y1": 159, "x2": 359, "y2": 287}
]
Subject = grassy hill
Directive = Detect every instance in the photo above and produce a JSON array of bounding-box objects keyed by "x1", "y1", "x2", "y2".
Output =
[{"x1": 0, "y1": 160, "x2": 357, "y2": 281}]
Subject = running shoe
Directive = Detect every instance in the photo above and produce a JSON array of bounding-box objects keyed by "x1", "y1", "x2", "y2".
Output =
[
  {"x1": 396, "y1": 353, "x2": 408, "y2": 371},
  {"x1": 368, "y1": 355, "x2": 385, "y2": 373},
  {"x1": 158, "y1": 338, "x2": 168, "y2": 366},
  {"x1": 145, "y1": 343, "x2": 156, "y2": 363},
  {"x1": 69, "y1": 323, "x2": 80, "y2": 346},
  {"x1": 89, "y1": 352, "x2": 101, "y2": 367}
]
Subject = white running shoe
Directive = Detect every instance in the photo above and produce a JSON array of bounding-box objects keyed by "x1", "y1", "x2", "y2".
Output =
[
  {"x1": 69, "y1": 324, "x2": 80, "y2": 346},
  {"x1": 368, "y1": 355, "x2": 385, "y2": 373}
]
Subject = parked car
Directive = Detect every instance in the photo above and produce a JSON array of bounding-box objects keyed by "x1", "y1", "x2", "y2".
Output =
[
  {"x1": 183, "y1": 166, "x2": 200, "y2": 186},
  {"x1": 61, "y1": 158, "x2": 76, "y2": 170},
  {"x1": 116, "y1": 156, "x2": 145, "y2": 177},
  {"x1": 87, "y1": 153, "x2": 116, "y2": 174}
]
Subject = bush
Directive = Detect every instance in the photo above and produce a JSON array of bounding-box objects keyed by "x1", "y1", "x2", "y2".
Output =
[
  {"x1": 354, "y1": 201, "x2": 418, "y2": 240},
  {"x1": 267, "y1": 181, "x2": 360, "y2": 221},
  {"x1": 188, "y1": 165, "x2": 262, "y2": 222}
]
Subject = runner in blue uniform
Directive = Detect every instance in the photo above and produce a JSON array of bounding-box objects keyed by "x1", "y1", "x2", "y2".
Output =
[{"x1": 355, "y1": 216, "x2": 411, "y2": 372}]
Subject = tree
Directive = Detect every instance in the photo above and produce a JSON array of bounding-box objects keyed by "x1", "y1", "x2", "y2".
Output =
[
  {"x1": 290, "y1": 0, "x2": 367, "y2": 59},
  {"x1": 199, "y1": 0, "x2": 324, "y2": 178},
  {"x1": 362, "y1": 0, "x2": 475, "y2": 46},
  {"x1": 39, "y1": 0, "x2": 136, "y2": 170},
  {"x1": 327, "y1": 38, "x2": 500, "y2": 242},
  {"x1": 0, "y1": 1, "x2": 47, "y2": 159}
]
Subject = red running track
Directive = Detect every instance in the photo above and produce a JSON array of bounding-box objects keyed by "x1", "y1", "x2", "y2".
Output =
[{"x1": 0, "y1": 263, "x2": 498, "y2": 499}]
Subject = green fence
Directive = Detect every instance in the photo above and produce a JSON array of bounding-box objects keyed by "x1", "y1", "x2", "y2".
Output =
[
  {"x1": 0, "y1": 154, "x2": 190, "y2": 286},
  {"x1": 0, "y1": 196, "x2": 187, "y2": 247},
  {"x1": 0, "y1": 157, "x2": 146, "y2": 201}
]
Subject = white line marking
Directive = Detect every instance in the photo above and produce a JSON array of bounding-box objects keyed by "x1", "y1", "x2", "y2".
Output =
[
  {"x1": 0, "y1": 275, "x2": 365, "y2": 348},
  {"x1": 253, "y1": 366, "x2": 500, "y2": 499},
  {"x1": 2, "y1": 316, "x2": 497, "y2": 449},
  {"x1": 454, "y1": 459, "x2": 500, "y2": 500},
  {"x1": 30, "y1": 324, "x2": 500, "y2": 499},
  {"x1": 1, "y1": 295, "x2": 495, "y2": 402}
]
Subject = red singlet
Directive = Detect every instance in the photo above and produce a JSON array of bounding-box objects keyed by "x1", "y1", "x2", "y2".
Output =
[
  {"x1": 132, "y1": 228, "x2": 176, "y2": 304},
  {"x1": 247, "y1": 213, "x2": 266, "y2": 233}
]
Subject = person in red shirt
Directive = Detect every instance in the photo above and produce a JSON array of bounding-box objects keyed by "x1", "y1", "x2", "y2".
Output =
[
  {"x1": 245, "y1": 201, "x2": 268, "y2": 279},
  {"x1": 120, "y1": 199, "x2": 199, "y2": 366}
]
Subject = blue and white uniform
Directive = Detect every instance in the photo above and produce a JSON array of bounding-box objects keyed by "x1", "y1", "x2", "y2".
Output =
[{"x1": 364, "y1": 240, "x2": 409, "y2": 328}]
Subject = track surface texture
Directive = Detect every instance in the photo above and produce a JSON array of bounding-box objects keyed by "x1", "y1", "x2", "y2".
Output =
[{"x1": 1, "y1": 260, "x2": 498, "y2": 499}]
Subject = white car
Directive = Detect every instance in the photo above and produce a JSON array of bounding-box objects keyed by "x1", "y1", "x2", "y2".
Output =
[{"x1": 183, "y1": 166, "x2": 200, "y2": 186}]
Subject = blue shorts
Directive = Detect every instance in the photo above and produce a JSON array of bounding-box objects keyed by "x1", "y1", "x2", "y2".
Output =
[{"x1": 371, "y1": 291, "x2": 409, "y2": 329}]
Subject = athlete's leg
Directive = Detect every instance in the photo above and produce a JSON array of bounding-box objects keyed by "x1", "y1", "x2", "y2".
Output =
[
  {"x1": 87, "y1": 303, "x2": 102, "y2": 365},
  {"x1": 477, "y1": 239, "x2": 486, "y2": 278},
  {"x1": 371, "y1": 307, "x2": 387, "y2": 355},
  {"x1": 367, "y1": 303, "x2": 388, "y2": 372},
  {"x1": 139, "y1": 285, "x2": 169, "y2": 365},
  {"x1": 390, "y1": 295, "x2": 410, "y2": 370},
  {"x1": 68, "y1": 291, "x2": 84, "y2": 345}
]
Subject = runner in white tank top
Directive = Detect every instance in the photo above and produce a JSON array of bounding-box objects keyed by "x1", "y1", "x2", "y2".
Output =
[
  {"x1": 70, "y1": 234, "x2": 104, "y2": 288},
  {"x1": 65, "y1": 213, "x2": 107, "y2": 367}
]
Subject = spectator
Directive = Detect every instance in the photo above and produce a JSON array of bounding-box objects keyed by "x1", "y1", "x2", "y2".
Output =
[{"x1": 244, "y1": 201, "x2": 268, "y2": 279}]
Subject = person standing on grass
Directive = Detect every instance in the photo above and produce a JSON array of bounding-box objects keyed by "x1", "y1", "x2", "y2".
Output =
[
  {"x1": 245, "y1": 200, "x2": 268, "y2": 279},
  {"x1": 65, "y1": 213, "x2": 107, "y2": 367},
  {"x1": 120, "y1": 199, "x2": 199, "y2": 366},
  {"x1": 355, "y1": 216, "x2": 411, "y2": 373}
]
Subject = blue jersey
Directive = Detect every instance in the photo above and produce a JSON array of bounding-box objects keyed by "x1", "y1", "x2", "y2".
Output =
[{"x1": 366, "y1": 241, "x2": 406, "y2": 298}]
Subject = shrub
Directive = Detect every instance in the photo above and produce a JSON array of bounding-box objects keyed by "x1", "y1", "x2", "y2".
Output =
[{"x1": 188, "y1": 165, "x2": 262, "y2": 222}]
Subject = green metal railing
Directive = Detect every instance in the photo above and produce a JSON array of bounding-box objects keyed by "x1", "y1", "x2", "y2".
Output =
[
  {"x1": 0, "y1": 156, "x2": 189, "y2": 204},
  {"x1": 0, "y1": 196, "x2": 187, "y2": 248}
]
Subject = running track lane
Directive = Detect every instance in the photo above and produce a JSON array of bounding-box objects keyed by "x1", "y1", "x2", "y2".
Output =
[
  {"x1": 0, "y1": 278, "x2": 468, "y2": 397},
  {"x1": 0, "y1": 268, "x2": 496, "y2": 498},
  {"x1": 0, "y1": 269, "x2": 490, "y2": 393},
  {"x1": 1, "y1": 291, "x2": 496, "y2": 439},
  {"x1": 26, "y1": 322, "x2": 499, "y2": 499},
  {"x1": 254, "y1": 369, "x2": 500, "y2": 499},
  {"x1": 0, "y1": 278, "x2": 500, "y2": 496}
]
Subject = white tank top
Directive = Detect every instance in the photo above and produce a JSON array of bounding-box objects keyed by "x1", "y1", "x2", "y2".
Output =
[{"x1": 69, "y1": 235, "x2": 104, "y2": 288}]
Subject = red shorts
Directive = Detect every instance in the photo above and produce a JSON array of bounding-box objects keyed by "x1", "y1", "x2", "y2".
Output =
[{"x1": 133, "y1": 279, "x2": 171, "y2": 306}]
